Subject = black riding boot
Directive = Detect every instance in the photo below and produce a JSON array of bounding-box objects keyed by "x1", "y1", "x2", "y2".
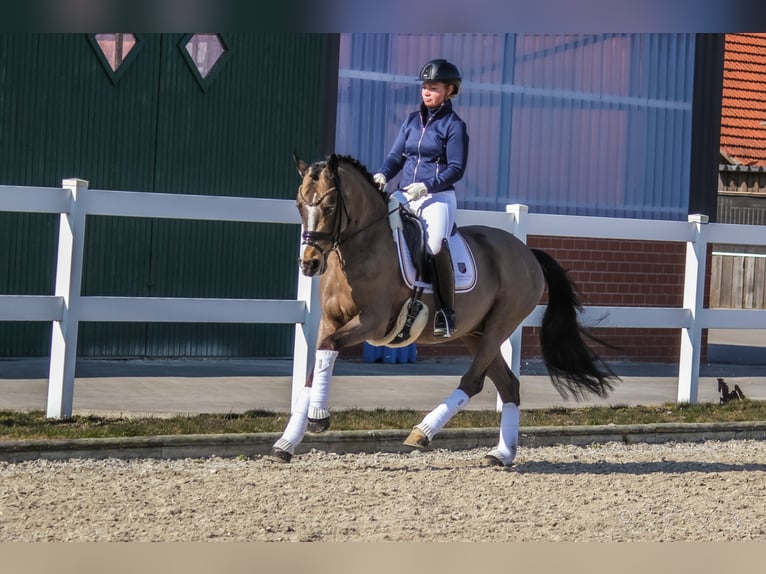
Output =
[{"x1": 430, "y1": 239, "x2": 456, "y2": 338}]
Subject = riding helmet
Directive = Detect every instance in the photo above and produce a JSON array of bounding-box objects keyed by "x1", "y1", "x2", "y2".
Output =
[{"x1": 418, "y1": 58, "x2": 462, "y2": 95}]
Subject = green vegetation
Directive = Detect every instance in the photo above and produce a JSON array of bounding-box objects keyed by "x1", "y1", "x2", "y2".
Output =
[{"x1": 1, "y1": 399, "x2": 764, "y2": 441}]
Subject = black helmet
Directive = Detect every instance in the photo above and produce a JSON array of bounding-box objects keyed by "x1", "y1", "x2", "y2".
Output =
[{"x1": 418, "y1": 58, "x2": 462, "y2": 95}]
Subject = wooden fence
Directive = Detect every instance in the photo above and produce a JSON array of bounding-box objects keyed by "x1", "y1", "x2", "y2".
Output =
[{"x1": 710, "y1": 251, "x2": 766, "y2": 309}]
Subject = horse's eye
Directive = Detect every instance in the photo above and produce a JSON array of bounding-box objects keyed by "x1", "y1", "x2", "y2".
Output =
[{"x1": 323, "y1": 205, "x2": 336, "y2": 216}]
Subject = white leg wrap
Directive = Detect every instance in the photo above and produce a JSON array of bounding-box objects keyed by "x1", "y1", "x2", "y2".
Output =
[
  {"x1": 488, "y1": 402, "x2": 520, "y2": 465},
  {"x1": 416, "y1": 389, "x2": 470, "y2": 441},
  {"x1": 308, "y1": 349, "x2": 338, "y2": 420},
  {"x1": 274, "y1": 387, "x2": 311, "y2": 455}
]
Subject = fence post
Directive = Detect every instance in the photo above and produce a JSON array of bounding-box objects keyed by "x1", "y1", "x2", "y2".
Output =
[
  {"x1": 47, "y1": 179, "x2": 89, "y2": 418},
  {"x1": 291, "y1": 246, "x2": 321, "y2": 412},
  {"x1": 500, "y1": 203, "x2": 529, "y2": 410},
  {"x1": 677, "y1": 213, "x2": 709, "y2": 404}
]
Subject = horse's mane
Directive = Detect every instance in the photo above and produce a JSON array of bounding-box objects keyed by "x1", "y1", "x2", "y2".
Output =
[{"x1": 312, "y1": 154, "x2": 387, "y2": 202}]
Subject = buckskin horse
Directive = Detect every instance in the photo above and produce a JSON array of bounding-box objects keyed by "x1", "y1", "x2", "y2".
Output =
[{"x1": 270, "y1": 153, "x2": 618, "y2": 466}]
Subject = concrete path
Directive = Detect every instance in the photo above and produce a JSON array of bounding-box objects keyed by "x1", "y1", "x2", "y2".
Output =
[{"x1": 0, "y1": 329, "x2": 763, "y2": 417}]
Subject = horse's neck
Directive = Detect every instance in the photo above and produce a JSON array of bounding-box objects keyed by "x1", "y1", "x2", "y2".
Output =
[{"x1": 330, "y1": 172, "x2": 400, "y2": 283}]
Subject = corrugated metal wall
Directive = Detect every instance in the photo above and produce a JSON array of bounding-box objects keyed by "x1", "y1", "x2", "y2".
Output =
[
  {"x1": 0, "y1": 33, "x2": 337, "y2": 357},
  {"x1": 335, "y1": 33, "x2": 696, "y2": 219}
]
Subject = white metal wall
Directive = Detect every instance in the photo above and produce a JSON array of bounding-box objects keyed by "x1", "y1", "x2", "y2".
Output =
[{"x1": 335, "y1": 33, "x2": 696, "y2": 220}]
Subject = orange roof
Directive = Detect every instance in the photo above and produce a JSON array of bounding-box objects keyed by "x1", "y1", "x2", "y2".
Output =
[{"x1": 721, "y1": 33, "x2": 766, "y2": 166}]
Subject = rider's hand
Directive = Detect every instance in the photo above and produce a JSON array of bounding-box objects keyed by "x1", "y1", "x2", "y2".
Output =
[
  {"x1": 404, "y1": 182, "x2": 428, "y2": 202},
  {"x1": 373, "y1": 173, "x2": 387, "y2": 191}
]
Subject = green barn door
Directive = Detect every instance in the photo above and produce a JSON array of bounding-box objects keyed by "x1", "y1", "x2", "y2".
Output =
[
  {"x1": 0, "y1": 33, "x2": 338, "y2": 358},
  {"x1": 0, "y1": 34, "x2": 161, "y2": 356}
]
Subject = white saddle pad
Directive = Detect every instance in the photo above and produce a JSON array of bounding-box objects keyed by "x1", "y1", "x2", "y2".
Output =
[{"x1": 393, "y1": 228, "x2": 477, "y2": 293}]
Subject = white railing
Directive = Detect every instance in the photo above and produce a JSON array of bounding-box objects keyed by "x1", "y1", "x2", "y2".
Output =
[
  {"x1": 0, "y1": 179, "x2": 320, "y2": 418},
  {"x1": 459, "y1": 205, "x2": 766, "y2": 406},
  {"x1": 1, "y1": 180, "x2": 765, "y2": 417}
]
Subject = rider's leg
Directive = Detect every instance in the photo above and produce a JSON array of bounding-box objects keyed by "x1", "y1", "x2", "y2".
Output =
[
  {"x1": 418, "y1": 192, "x2": 457, "y2": 338},
  {"x1": 429, "y1": 239, "x2": 456, "y2": 337}
]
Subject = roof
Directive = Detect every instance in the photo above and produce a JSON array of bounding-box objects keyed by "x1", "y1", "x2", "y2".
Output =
[{"x1": 720, "y1": 33, "x2": 766, "y2": 167}]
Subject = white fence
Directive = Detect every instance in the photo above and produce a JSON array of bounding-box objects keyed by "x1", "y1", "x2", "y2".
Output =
[{"x1": 1, "y1": 180, "x2": 765, "y2": 417}]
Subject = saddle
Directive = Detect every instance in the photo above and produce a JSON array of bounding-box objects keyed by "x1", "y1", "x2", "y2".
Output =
[
  {"x1": 391, "y1": 201, "x2": 477, "y2": 293},
  {"x1": 365, "y1": 199, "x2": 476, "y2": 349}
]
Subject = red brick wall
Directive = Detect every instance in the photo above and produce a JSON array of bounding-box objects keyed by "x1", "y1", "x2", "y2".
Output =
[
  {"x1": 342, "y1": 236, "x2": 711, "y2": 364},
  {"x1": 522, "y1": 236, "x2": 687, "y2": 363}
]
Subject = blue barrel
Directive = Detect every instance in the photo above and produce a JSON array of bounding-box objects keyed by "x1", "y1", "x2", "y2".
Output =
[{"x1": 363, "y1": 342, "x2": 417, "y2": 363}]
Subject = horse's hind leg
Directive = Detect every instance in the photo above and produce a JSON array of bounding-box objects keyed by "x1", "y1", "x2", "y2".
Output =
[
  {"x1": 403, "y1": 333, "x2": 496, "y2": 449},
  {"x1": 480, "y1": 353, "x2": 522, "y2": 467},
  {"x1": 457, "y1": 334, "x2": 522, "y2": 467}
]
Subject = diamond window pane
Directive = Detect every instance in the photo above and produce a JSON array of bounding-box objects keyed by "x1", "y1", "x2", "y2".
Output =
[
  {"x1": 185, "y1": 34, "x2": 226, "y2": 79},
  {"x1": 95, "y1": 34, "x2": 137, "y2": 72}
]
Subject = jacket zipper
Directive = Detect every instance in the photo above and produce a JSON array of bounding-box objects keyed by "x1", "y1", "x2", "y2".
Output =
[{"x1": 412, "y1": 106, "x2": 440, "y2": 185}]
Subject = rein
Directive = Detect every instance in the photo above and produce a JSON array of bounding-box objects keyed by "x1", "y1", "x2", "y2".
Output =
[{"x1": 301, "y1": 180, "x2": 402, "y2": 263}]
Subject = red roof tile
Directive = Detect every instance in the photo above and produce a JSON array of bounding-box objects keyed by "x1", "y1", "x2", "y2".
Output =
[{"x1": 721, "y1": 33, "x2": 766, "y2": 166}]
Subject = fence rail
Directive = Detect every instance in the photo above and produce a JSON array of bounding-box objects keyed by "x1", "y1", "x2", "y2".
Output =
[{"x1": 2, "y1": 180, "x2": 765, "y2": 417}]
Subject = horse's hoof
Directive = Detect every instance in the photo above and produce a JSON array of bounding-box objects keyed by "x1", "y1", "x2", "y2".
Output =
[
  {"x1": 480, "y1": 454, "x2": 506, "y2": 467},
  {"x1": 403, "y1": 427, "x2": 430, "y2": 449},
  {"x1": 307, "y1": 416, "x2": 331, "y2": 434},
  {"x1": 265, "y1": 448, "x2": 292, "y2": 463},
  {"x1": 480, "y1": 449, "x2": 515, "y2": 468}
]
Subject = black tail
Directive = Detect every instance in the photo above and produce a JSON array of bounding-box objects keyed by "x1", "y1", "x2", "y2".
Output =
[{"x1": 532, "y1": 248, "x2": 619, "y2": 400}]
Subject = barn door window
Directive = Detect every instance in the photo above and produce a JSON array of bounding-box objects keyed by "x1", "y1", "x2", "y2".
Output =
[
  {"x1": 180, "y1": 34, "x2": 231, "y2": 92},
  {"x1": 89, "y1": 34, "x2": 142, "y2": 84}
]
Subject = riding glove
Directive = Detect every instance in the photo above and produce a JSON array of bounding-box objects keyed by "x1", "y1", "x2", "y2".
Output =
[
  {"x1": 404, "y1": 182, "x2": 428, "y2": 201},
  {"x1": 373, "y1": 173, "x2": 387, "y2": 191}
]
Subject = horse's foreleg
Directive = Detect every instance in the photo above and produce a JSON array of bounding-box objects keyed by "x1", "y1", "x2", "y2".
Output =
[
  {"x1": 270, "y1": 387, "x2": 311, "y2": 462},
  {"x1": 269, "y1": 348, "x2": 339, "y2": 462},
  {"x1": 306, "y1": 349, "x2": 338, "y2": 432}
]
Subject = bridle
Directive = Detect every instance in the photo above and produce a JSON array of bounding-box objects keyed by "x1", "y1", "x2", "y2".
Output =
[
  {"x1": 299, "y1": 167, "x2": 405, "y2": 271},
  {"x1": 300, "y1": 180, "x2": 347, "y2": 262}
]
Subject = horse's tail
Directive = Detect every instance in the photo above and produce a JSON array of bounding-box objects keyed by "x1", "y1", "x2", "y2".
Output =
[{"x1": 531, "y1": 248, "x2": 619, "y2": 400}]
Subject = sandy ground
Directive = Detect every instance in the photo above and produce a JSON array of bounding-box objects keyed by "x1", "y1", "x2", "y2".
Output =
[{"x1": 2, "y1": 439, "x2": 765, "y2": 542}]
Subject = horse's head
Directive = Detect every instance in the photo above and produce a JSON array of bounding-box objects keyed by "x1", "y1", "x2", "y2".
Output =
[{"x1": 294, "y1": 152, "x2": 345, "y2": 276}]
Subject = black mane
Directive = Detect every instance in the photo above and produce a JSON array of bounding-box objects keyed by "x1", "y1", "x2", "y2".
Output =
[{"x1": 312, "y1": 154, "x2": 386, "y2": 201}]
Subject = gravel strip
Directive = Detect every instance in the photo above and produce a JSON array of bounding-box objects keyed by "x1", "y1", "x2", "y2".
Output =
[{"x1": 2, "y1": 439, "x2": 765, "y2": 541}]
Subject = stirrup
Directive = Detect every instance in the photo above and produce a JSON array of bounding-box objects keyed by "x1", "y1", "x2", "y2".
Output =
[{"x1": 433, "y1": 309, "x2": 455, "y2": 338}]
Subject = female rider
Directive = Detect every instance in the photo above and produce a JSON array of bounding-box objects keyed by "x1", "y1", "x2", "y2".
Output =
[{"x1": 374, "y1": 58, "x2": 469, "y2": 338}]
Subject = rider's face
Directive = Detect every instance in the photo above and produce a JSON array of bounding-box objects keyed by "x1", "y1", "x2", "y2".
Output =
[{"x1": 421, "y1": 82, "x2": 452, "y2": 108}]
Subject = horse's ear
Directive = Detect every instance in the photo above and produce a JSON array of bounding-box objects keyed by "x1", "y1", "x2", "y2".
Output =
[
  {"x1": 292, "y1": 152, "x2": 308, "y2": 177},
  {"x1": 327, "y1": 153, "x2": 339, "y2": 175}
]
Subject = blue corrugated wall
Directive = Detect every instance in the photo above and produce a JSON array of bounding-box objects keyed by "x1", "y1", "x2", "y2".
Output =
[{"x1": 335, "y1": 33, "x2": 696, "y2": 220}]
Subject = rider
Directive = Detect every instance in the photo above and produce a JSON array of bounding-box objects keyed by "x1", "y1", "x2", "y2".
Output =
[{"x1": 373, "y1": 58, "x2": 469, "y2": 338}]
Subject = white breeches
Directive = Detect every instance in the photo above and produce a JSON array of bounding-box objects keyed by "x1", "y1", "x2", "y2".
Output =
[{"x1": 394, "y1": 189, "x2": 456, "y2": 254}]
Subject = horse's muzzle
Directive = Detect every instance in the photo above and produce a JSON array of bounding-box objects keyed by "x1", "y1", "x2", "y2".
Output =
[{"x1": 299, "y1": 254, "x2": 325, "y2": 276}]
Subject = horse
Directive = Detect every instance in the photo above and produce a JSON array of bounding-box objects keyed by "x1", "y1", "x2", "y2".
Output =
[{"x1": 269, "y1": 152, "x2": 618, "y2": 466}]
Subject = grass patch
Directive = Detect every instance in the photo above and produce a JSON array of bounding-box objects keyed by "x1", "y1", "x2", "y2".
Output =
[{"x1": 0, "y1": 399, "x2": 764, "y2": 441}]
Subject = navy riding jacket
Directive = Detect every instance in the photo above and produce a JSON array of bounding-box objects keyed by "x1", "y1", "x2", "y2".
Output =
[{"x1": 379, "y1": 100, "x2": 469, "y2": 194}]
